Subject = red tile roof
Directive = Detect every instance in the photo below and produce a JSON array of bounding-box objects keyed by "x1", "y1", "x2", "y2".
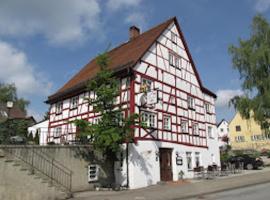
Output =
[{"x1": 47, "y1": 17, "x2": 216, "y2": 103}]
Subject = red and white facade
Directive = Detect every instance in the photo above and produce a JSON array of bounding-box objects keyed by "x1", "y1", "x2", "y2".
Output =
[{"x1": 47, "y1": 18, "x2": 220, "y2": 189}]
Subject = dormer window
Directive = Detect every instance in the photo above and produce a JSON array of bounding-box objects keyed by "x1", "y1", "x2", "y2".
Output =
[
  {"x1": 187, "y1": 96, "x2": 195, "y2": 110},
  {"x1": 55, "y1": 102, "x2": 63, "y2": 114},
  {"x1": 70, "y1": 96, "x2": 79, "y2": 109}
]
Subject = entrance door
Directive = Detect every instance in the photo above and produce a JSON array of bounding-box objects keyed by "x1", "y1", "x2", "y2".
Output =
[{"x1": 159, "y1": 148, "x2": 173, "y2": 181}]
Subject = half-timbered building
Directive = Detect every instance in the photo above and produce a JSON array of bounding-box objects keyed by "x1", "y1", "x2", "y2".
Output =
[{"x1": 46, "y1": 17, "x2": 220, "y2": 189}]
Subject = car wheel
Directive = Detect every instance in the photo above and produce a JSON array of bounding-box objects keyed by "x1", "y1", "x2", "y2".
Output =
[{"x1": 246, "y1": 163, "x2": 253, "y2": 170}]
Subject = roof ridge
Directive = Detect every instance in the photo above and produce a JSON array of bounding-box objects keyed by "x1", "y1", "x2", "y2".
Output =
[{"x1": 104, "y1": 17, "x2": 175, "y2": 56}]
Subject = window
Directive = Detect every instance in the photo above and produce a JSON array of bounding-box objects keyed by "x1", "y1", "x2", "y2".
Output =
[
  {"x1": 220, "y1": 128, "x2": 224, "y2": 132},
  {"x1": 93, "y1": 117, "x2": 101, "y2": 124},
  {"x1": 205, "y1": 103, "x2": 211, "y2": 113},
  {"x1": 55, "y1": 102, "x2": 63, "y2": 114},
  {"x1": 192, "y1": 124, "x2": 199, "y2": 135},
  {"x1": 181, "y1": 121, "x2": 188, "y2": 133},
  {"x1": 187, "y1": 96, "x2": 195, "y2": 110},
  {"x1": 54, "y1": 127, "x2": 62, "y2": 138},
  {"x1": 70, "y1": 96, "x2": 79, "y2": 109},
  {"x1": 117, "y1": 112, "x2": 124, "y2": 126},
  {"x1": 175, "y1": 56, "x2": 180, "y2": 69},
  {"x1": 163, "y1": 115, "x2": 171, "y2": 130},
  {"x1": 235, "y1": 136, "x2": 245, "y2": 142},
  {"x1": 141, "y1": 112, "x2": 156, "y2": 128},
  {"x1": 186, "y1": 152, "x2": 192, "y2": 170},
  {"x1": 208, "y1": 126, "x2": 213, "y2": 138},
  {"x1": 171, "y1": 32, "x2": 177, "y2": 44},
  {"x1": 235, "y1": 126, "x2": 241, "y2": 132},
  {"x1": 141, "y1": 78, "x2": 152, "y2": 92},
  {"x1": 169, "y1": 52, "x2": 174, "y2": 66},
  {"x1": 195, "y1": 152, "x2": 200, "y2": 167}
]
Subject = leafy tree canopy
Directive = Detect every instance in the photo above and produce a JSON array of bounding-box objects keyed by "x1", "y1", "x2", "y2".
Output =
[
  {"x1": 74, "y1": 52, "x2": 139, "y2": 157},
  {"x1": 229, "y1": 14, "x2": 270, "y2": 130},
  {"x1": 0, "y1": 83, "x2": 29, "y2": 112}
]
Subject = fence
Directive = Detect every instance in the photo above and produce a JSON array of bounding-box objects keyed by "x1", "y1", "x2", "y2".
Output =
[{"x1": 1, "y1": 145, "x2": 73, "y2": 192}]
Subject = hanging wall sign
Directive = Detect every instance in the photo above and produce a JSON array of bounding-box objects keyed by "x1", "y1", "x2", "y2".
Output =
[{"x1": 176, "y1": 156, "x2": 183, "y2": 166}]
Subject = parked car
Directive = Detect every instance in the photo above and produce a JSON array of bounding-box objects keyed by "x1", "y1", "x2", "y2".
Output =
[
  {"x1": 9, "y1": 136, "x2": 27, "y2": 144},
  {"x1": 228, "y1": 154, "x2": 264, "y2": 170}
]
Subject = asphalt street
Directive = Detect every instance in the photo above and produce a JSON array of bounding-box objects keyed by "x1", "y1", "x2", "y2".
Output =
[{"x1": 187, "y1": 182, "x2": 270, "y2": 200}]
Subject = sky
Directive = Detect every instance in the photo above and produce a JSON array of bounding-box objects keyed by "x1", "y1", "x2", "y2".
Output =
[{"x1": 0, "y1": 0, "x2": 270, "y2": 122}]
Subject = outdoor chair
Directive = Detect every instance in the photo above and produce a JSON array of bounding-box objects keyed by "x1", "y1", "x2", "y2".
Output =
[{"x1": 193, "y1": 166, "x2": 205, "y2": 179}]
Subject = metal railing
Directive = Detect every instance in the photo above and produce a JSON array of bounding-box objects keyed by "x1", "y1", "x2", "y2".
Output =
[{"x1": 1, "y1": 146, "x2": 72, "y2": 192}]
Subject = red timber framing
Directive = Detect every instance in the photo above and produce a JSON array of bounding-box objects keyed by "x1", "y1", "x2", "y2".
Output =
[
  {"x1": 132, "y1": 24, "x2": 216, "y2": 148},
  {"x1": 47, "y1": 17, "x2": 216, "y2": 147},
  {"x1": 47, "y1": 76, "x2": 132, "y2": 142}
]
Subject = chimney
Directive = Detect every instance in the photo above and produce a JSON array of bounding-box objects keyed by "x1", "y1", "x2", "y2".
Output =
[{"x1": 129, "y1": 26, "x2": 140, "y2": 40}]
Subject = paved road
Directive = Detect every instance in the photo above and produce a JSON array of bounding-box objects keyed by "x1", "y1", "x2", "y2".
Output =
[
  {"x1": 187, "y1": 182, "x2": 270, "y2": 200},
  {"x1": 73, "y1": 169, "x2": 270, "y2": 200}
]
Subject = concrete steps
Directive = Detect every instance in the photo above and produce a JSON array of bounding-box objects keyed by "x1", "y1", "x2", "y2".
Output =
[{"x1": 0, "y1": 152, "x2": 70, "y2": 200}]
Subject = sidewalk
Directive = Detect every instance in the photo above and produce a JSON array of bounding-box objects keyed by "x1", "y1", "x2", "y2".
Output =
[{"x1": 72, "y1": 168, "x2": 270, "y2": 200}]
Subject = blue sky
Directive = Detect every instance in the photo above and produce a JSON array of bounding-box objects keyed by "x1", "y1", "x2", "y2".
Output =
[{"x1": 0, "y1": 0, "x2": 270, "y2": 122}]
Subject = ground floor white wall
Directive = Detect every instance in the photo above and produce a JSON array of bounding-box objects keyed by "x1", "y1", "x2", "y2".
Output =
[{"x1": 116, "y1": 139, "x2": 220, "y2": 189}]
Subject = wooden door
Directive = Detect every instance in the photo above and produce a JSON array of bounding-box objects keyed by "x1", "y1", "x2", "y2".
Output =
[{"x1": 159, "y1": 148, "x2": 173, "y2": 181}]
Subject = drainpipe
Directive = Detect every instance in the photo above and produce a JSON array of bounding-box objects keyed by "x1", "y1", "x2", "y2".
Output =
[{"x1": 126, "y1": 142, "x2": 129, "y2": 188}]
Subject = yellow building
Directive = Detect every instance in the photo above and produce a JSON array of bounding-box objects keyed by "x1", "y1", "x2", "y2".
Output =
[{"x1": 229, "y1": 112, "x2": 270, "y2": 151}]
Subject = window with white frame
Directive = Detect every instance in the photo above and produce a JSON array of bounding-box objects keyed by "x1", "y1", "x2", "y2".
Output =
[
  {"x1": 181, "y1": 121, "x2": 188, "y2": 133},
  {"x1": 208, "y1": 126, "x2": 213, "y2": 138},
  {"x1": 187, "y1": 96, "x2": 195, "y2": 109},
  {"x1": 171, "y1": 32, "x2": 177, "y2": 44},
  {"x1": 70, "y1": 96, "x2": 79, "y2": 109},
  {"x1": 192, "y1": 124, "x2": 199, "y2": 135},
  {"x1": 93, "y1": 117, "x2": 101, "y2": 124},
  {"x1": 54, "y1": 127, "x2": 62, "y2": 138},
  {"x1": 186, "y1": 152, "x2": 192, "y2": 170},
  {"x1": 195, "y1": 152, "x2": 201, "y2": 167},
  {"x1": 117, "y1": 112, "x2": 125, "y2": 126},
  {"x1": 55, "y1": 102, "x2": 63, "y2": 114},
  {"x1": 141, "y1": 112, "x2": 156, "y2": 128},
  {"x1": 175, "y1": 56, "x2": 180, "y2": 69},
  {"x1": 169, "y1": 52, "x2": 174, "y2": 66},
  {"x1": 163, "y1": 115, "x2": 171, "y2": 130},
  {"x1": 205, "y1": 103, "x2": 211, "y2": 113},
  {"x1": 235, "y1": 136, "x2": 245, "y2": 142},
  {"x1": 141, "y1": 78, "x2": 152, "y2": 92}
]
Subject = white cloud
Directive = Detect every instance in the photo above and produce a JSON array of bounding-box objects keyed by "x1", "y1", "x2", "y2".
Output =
[
  {"x1": 216, "y1": 89, "x2": 244, "y2": 107},
  {"x1": 106, "y1": 0, "x2": 142, "y2": 11},
  {"x1": 0, "y1": 40, "x2": 52, "y2": 97},
  {"x1": 0, "y1": 0, "x2": 101, "y2": 45},
  {"x1": 255, "y1": 0, "x2": 270, "y2": 12},
  {"x1": 125, "y1": 12, "x2": 147, "y2": 29}
]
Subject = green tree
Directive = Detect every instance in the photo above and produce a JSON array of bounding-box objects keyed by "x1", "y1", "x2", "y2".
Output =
[
  {"x1": 74, "y1": 52, "x2": 139, "y2": 187},
  {"x1": 34, "y1": 132, "x2": 40, "y2": 145},
  {"x1": 0, "y1": 83, "x2": 29, "y2": 112},
  {"x1": 0, "y1": 83, "x2": 30, "y2": 144},
  {"x1": 229, "y1": 14, "x2": 270, "y2": 130}
]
